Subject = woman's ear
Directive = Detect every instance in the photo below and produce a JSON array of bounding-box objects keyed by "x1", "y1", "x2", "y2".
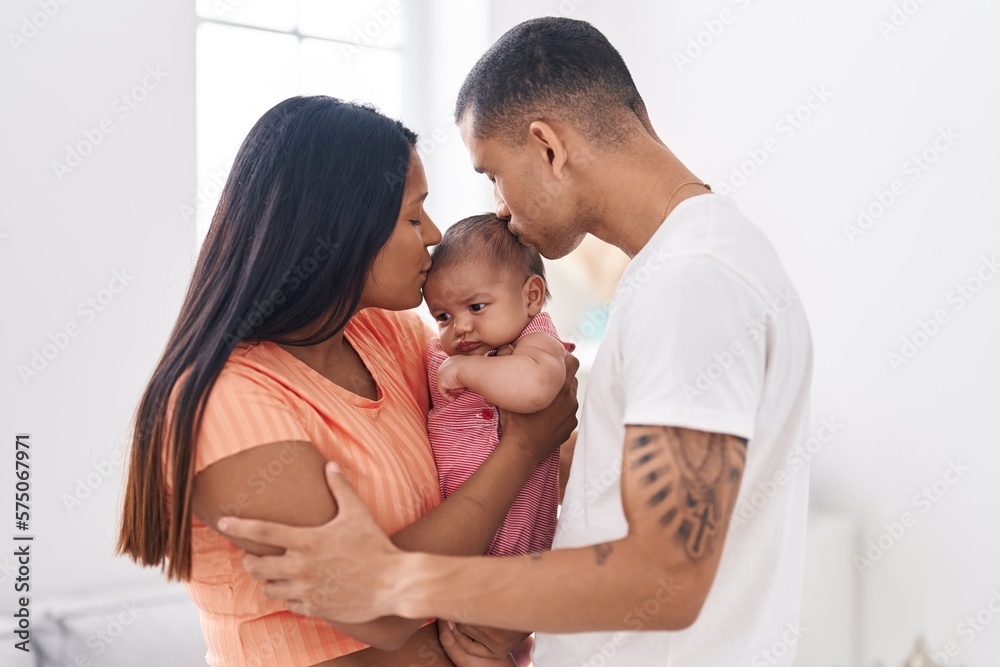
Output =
[{"x1": 523, "y1": 274, "x2": 547, "y2": 316}]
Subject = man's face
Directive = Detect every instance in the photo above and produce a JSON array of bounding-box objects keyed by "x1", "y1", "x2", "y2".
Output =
[{"x1": 458, "y1": 113, "x2": 587, "y2": 259}]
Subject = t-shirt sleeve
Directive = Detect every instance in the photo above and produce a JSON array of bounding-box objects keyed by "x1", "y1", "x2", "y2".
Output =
[
  {"x1": 619, "y1": 256, "x2": 766, "y2": 441},
  {"x1": 192, "y1": 365, "x2": 311, "y2": 474}
]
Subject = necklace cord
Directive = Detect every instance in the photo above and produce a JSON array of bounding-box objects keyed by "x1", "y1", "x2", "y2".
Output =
[{"x1": 661, "y1": 180, "x2": 712, "y2": 221}]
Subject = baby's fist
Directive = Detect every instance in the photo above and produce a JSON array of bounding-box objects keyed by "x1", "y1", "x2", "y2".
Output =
[{"x1": 437, "y1": 356, "x2": 467, "y2": 404}]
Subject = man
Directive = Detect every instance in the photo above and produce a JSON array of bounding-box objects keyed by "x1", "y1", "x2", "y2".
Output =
[{"x1": 222, "y1": 17, "x2": 813, "y2": 666}]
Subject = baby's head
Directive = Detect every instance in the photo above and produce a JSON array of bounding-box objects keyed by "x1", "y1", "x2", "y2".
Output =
[{"x1": 424, "y1": 213, "x2": 552, "y2": 357}]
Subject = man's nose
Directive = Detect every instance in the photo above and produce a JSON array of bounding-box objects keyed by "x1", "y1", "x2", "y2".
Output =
[{"x1": 494, "y1": 183, "x2": 510, "y2": 220}]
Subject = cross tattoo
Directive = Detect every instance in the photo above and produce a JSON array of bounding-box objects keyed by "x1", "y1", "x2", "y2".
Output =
[{"x1": 688, "y1": 504, "x2": 717, "y2": 557}]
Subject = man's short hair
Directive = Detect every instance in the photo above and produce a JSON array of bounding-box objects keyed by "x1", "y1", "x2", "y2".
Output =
[
  {"x1": 430, "y1": 213, "x2": 551, "y2": 301},
  {"x1": 455, "y1": 17, "x2": 648, "y2": 145}
]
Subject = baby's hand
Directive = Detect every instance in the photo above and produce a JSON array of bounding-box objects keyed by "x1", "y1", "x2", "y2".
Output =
[{"x1": 437, "y1": 356, "x2": 467, "y2": 404}]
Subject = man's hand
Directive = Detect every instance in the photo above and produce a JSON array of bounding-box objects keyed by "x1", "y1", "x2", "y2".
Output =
[
  {"x1": 217, "y1": 462, "x2": 403, "y2": 624},
  {"x1": 436, "y1": 355, "x2": 467, "y2": 404}
]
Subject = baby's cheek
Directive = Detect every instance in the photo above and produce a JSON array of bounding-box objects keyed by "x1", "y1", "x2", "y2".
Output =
[
  {"x1": 488, "y1": 312, "x2": 525, "y2": 348},
  {"x1": 439, "y1": 333, "x2": 455, "y2": 356}
]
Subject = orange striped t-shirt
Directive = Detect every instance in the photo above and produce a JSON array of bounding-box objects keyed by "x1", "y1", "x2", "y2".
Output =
[{"x1": 166, "y1": 308, "x2": 442, "y2": 666}]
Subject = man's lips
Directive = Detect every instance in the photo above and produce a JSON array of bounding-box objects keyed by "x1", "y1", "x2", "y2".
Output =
[{"x1": 509, "y1": 226, "x2": 531, "y2": 247}]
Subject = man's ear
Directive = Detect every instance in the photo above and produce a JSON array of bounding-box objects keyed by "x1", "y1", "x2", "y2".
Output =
[
  {"x1": 528, "y1": 120, "x2": 569, "y2": 180},
  {"x1": 523, "y1": 274, "x2": 547, "y2": 316}
]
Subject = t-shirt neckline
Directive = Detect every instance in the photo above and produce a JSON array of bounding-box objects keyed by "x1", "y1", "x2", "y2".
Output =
[{"x1": 263, "y1": 321, "x2": 385, "y2": 411}]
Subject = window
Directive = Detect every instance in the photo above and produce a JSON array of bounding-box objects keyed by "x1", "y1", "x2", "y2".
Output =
[{"x1": 194, "y1": 0, "x2": 411, "y2": 242}]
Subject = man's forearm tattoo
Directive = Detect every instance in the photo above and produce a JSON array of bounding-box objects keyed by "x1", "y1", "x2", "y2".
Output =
[{"x1": 627, "y1": 430, "x2": 747, "y2": 561}]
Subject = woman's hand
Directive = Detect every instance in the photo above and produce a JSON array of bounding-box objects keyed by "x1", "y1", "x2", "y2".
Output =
[
  {"x1": 499, "y1": 349, "x2": 579, "y2": 467},
  {"x1": 438, "y1": 620, "x2": 525, "y2": 667}
]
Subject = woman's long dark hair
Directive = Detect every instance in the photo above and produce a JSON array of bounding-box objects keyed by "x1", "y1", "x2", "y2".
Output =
[{"x1": 117, "y1": 96, "x2": 418, "y2": 580}]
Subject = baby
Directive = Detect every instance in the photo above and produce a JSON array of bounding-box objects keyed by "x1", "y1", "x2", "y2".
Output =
[{"x1": 423, "y1": 213, "x2": 575, "y2": 556}]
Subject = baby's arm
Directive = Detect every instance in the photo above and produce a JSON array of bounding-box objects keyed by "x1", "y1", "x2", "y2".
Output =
[{"x1": 442, "y1": 332, "x2": 566, "y2": 413}]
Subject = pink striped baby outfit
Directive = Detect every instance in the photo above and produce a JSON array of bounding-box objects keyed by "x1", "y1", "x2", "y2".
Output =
[{"x1": 426, "y1": 311, "x2": 574, "y2": 556}]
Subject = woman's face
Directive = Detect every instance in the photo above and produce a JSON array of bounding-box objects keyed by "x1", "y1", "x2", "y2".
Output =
[{"x1": 360, "y1": 149, "x2": 442, "y2": 311}]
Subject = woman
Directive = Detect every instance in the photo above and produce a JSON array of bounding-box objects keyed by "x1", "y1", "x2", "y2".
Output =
[{"x1": 117, "y1": 96, "x2": 578, "y2": 666}]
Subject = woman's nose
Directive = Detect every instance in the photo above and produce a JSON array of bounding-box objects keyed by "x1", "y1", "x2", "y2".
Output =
[
  {"x1": 424, "y1": 213, "x2": 443, "y2": 246},
  {"x1": 494, "y1": 183, "x2": 510, "y2": 220}
]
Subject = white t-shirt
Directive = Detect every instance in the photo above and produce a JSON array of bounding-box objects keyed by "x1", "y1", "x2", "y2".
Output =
[{"x1": 533, "y1": 192, "x2": 813, "y2": 667}]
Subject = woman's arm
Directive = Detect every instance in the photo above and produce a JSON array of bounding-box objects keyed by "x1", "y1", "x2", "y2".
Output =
[
  {"x1": 193, "y1": 440, "x2": 422, "y2": 651},
  {"x1": 437, "y1": 333, "x2": 566, "y2": 413},
  {"x1": 196, "y1": 352, "x2": 579, "y2": 651}
]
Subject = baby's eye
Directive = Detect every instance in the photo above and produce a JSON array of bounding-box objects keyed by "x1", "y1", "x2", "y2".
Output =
[
  {"x1": 470, "y1": 303, "x2": 486, "y2": 313},
  {"x1": 435, "y1": 313, "x2": 451, "y2": 323}
]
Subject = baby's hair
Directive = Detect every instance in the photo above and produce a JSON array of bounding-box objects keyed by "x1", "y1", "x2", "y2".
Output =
[{"x1": 430, "y1": 213, "x2": 552, "y2": 301}]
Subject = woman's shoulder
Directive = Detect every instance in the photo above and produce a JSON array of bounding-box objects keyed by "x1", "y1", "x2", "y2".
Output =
[
  {"x1": 167, "y1": 346, "x2": 311, "y2": 478},
  {"x1": 169, "y1": 343, "x2": 296, "y2": 416}
]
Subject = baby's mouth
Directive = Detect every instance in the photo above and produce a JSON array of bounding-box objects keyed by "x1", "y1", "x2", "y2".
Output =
[{"x1": 455, "y1": 341, "x2": 480, "y2": 353}]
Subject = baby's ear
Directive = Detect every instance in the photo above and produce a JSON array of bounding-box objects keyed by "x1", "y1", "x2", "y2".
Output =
[{"x1": 523, "y1": 274, "x2": 546, "y2": 315}]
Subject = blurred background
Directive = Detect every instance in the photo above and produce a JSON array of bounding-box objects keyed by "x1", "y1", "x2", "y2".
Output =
[{"x1": 2, "y1": 0, "x2": 998, "y2": 665}]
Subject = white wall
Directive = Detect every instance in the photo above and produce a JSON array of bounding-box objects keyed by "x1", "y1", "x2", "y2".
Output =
[
  {"x1": 485, "y1": 1, "x2": 999, "y2": 665},
  {"x1": 412, "y1": 0, "x2": 493, "y2": 230},
  {"x1": 1, "y1": 0, "x2": 197, "y2": 631}
]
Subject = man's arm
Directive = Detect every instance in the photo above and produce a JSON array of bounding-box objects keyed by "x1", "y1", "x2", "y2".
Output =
[
  {"x1": 442, "y1": 333, "x2": 566, "y2": 413},
  {"x1": 225, "y1": 425, "x2": 746, "y2": 632},
  {"x1": 391, "y1": 425, "x2": 747, "y2": 631}
]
